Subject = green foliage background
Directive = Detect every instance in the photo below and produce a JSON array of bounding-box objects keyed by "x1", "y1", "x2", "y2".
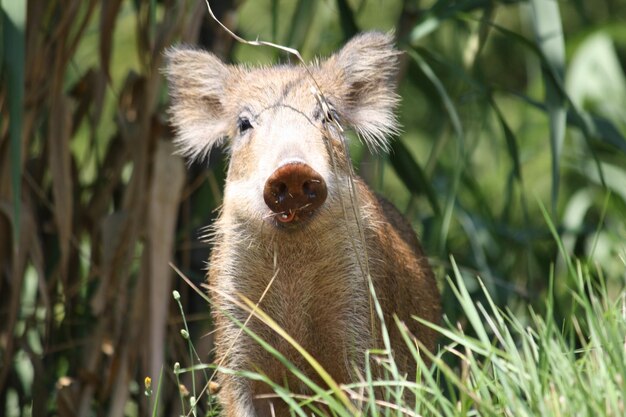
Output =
[{"x1": 0, "y1": 0, "x2": 625, "y2": 415}]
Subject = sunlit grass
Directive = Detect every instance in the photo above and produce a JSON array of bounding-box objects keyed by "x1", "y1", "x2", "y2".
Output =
[
  {"x1": 168, "y1": 245, "x2": 625, "y2": 417},
  {"x1": 167, "y1": 196, "x2": 624, "y2": 416}
]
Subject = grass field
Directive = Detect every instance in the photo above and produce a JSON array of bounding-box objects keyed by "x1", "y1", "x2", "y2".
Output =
[{"x1": 169, "y1": 248, "x2": 625, "y2": 417}]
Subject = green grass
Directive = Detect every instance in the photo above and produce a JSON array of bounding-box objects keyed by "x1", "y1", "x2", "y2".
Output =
[
  {"x1": 169, "y1": 240, "x2": 625, "y2": 417},
  {"x1": 168, "y1": 202, "x2": 625, "y2": 417}
]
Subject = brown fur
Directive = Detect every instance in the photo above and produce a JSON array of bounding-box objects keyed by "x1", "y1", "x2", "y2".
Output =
[{"x1": 165, "y1": 32, "x2": 441, "y2": 417}]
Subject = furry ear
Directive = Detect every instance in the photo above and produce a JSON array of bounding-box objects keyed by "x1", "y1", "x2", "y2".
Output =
[
  {"x1": 324, "y1": 32, "x2": 401, "y2": 152},
  {"x1": 164, "y1": 47, "x2": 231, "y2": 161}
]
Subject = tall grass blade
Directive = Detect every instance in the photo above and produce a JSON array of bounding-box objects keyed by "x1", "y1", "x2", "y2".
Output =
[
  {"x1": 237, "y1": 294, "x2": 358, "y2": 416},
  {"x1": 151, "y1": 367, "x2": 164, "y2": 417},
  {"x1": 449, "y1": 258, "x2": 491, "y2": 346},
  {"x1": 390, "y1": 140, "x2": 441, "y2": 215},
  {"x1": 410, "y1": 0, "x2": 490, "y2": 43},
  {"x1": 407, "y1": 48, "x2": 464, "y2": 251},
  {"x1": 335, "y1": 0, "x2": 358, "y2": 39},
  {"x1": 271, "y1": 0, "x2": 278, "y2": 43},
  {"x1": 568, "y1": 111, "x2": 626, "y2": 154},
  {"x1": 528, "y1": 0, "x2": 567, "y2": 211},
  {"x1": 490, "y1": 98, "x2": 522, "y2": 182},
  {"x1": 536, "y1": 196, "x2": 575, "y2": 278},
  {"x1": 285, "y1": 0, "x2": 316, "y2": 48},
  {"x1": 407, "y1": 49, "x2": 464, "y2": 143},
  {"x1": 1, "y1": 0, "x2": 26, "y2": 246}
]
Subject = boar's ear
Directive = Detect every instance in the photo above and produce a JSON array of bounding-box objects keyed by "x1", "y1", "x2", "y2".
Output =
[
  {"x1": 164, "y1": 47, "x2": 231, "y2": 162},
  {"x1": 324, "y1": 32, "x2": 400, "y2": 152}
]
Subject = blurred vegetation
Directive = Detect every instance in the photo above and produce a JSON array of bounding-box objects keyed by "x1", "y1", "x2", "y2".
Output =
[{"x1": 1, "y1": 0, "x2": 625, "y2": 416}]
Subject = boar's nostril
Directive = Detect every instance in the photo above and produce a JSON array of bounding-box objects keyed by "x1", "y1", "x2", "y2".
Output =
[
  {"x1": 302, "y1": 181, "x2": 315, "y2": 198},
  {"x1": 271, "y1": 182, "x2": 288, "y2": 203},
  {"x1": 263, "y1": 163, "x2": 328, "y2": 218}
]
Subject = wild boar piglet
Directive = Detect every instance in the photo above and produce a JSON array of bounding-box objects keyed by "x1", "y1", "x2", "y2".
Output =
[{"x1": 165, "y1": 31, "x2": 441, "y2": 417}]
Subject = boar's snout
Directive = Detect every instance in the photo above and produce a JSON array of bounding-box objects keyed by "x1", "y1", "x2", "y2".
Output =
[{"x1": 263, "y1": 162, "x2": 328, "y2": 224}]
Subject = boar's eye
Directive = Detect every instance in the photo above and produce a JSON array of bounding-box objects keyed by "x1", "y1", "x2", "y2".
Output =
[
  {"x1": 314, "y1": 105, "x2": 337, "y2": 124},
  {"x1": 237, "y1": 116, "x2": 253, "y2": 134},
  {"x1": 324, "y1": 109, "x2": 337, "y2": 124}
]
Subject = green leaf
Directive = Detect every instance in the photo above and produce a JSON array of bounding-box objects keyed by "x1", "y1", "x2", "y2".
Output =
[
  {"x1": 490, "y1": 98, "x2": 522, "y2": 182},
  {"x1": 389, "y1": 140, "x2": 441, "y2": 215},
  {"x1": 410, "y1": 15, "x2": 441, "y2": 43},
  {"x1": 406, "y1": 48, "x2": 464, "y2": 148},
  {"x1": 410, "y1": 0, "x2": 495, "y2": 43},
  {"x1": 406, "y1": 48, "x2": 465, "y2": 251},
  {"x1": 566, "y1": 32, "x2": 626, "y2": 118},
  {"x1": 507, "y1": 91, "x2": 626, "y2": 155},
  {"x1": 285, "y1": 0, "x2": 317, "y2": 48},
  {"x1": 271, "y1": 0, "x2": 279, "y2": 43},
  {"x1": 568, "y1": 111, "x2": 626, "y2": 154},
  {"x1": 2, "y1": 0, "x2": 26, "y2": 246},
  {"x1": 528, "y1": 0, "x2": 567, "y2": 211},
  {"x1": 579, "y1": 162, "x2": 626, "y2": 204},
  {"x1": 537, "y1": 196, "x2": 575, "y2": 277},
  {"x1": 150, "y1": 367, "x2": 164, "y2": 417},
  {"x1": 335, "y1": 0, "x2": 359, "y2": 39}
]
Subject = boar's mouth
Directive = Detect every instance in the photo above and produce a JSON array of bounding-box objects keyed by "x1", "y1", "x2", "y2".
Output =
[
  {"x1": 266, "y1": 204, "x2": 317, "y2": 229},
  {"x1": 277, "y1": 208, "x2": 302, "y2": 223},
  {"x1": 271, "y1": 205, "x2": 315, "y2": 226}
]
